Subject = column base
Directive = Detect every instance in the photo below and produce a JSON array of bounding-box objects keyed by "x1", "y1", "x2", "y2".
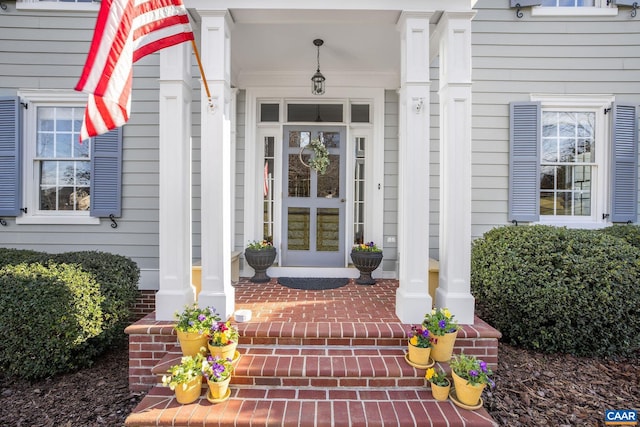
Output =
[
  {"x1": 198, "y1": 288, "x2": 236, "y2": 320},
  {"x1": 395, "y1": 287, "x2": 432, "y2": 324},
  {"x1": 435, "y1": 288, "x2": 475, "y2": 324},
  {"x1": 155, "y1": 288, "x2": 196, "y2": 321}
]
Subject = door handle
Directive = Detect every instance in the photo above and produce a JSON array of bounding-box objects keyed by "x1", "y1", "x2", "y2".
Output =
[{"x1": 340, "y1": 198, "x2": 346, "y2": 202}]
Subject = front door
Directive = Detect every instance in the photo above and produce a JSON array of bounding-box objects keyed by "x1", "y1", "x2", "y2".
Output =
[{"x1": 282, "y1": 126, "x2": 346, "y2": 267}]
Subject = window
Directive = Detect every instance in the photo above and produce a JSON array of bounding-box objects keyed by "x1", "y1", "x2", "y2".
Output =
[
  {"x1": 509, "y1": 97, "x2": 638, "y2": 225},
  {"x1": 36, "y1": 106, "x2": 91, "y2": 212},
  {"x1": 540, "y1": 0, "x2": 594, "y2": 6},
  {"x1": 2, "y1": 92, "x2": 122, "y2": 225},
  {"x1": 17, "y1": 0, "x2": 99, "y2": 11},
  {"x1": 540, "y1": 110, "x2": 595, "y2": 217}
]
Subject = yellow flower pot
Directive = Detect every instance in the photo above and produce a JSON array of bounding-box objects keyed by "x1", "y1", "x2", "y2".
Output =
[
  {"x1": 430, "y1": 330, "x2": 457, "y2": 362},
  {"x1": 452, "y1": 370, "x2": 486, "y2": 406},
  {"x1": 430, "y1": 379, "x2": 451, "y2": 401},
  {"x1": 407, "y1": 343, "x2": 431, "y2": 366},
  {"x1": 207, "y1": 377, "x2": 231, "y2": 400},
  {"x1": 176, "y1": 330, "x2": 208, "y2": 357},
  {"x1": 173, "y1": 376, "x2": 202, "y2": 404},
  {"x1": 208, "y1": 341, "x2": 238, "y2": 361}
]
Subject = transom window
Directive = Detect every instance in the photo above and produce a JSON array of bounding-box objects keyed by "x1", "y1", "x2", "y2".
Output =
[
  {"x1": 540, "y1": 111, "x2": 595, "y2": 216},
  {"x1": 36, "y1": 107, "x2": 91, "y2": 212}
]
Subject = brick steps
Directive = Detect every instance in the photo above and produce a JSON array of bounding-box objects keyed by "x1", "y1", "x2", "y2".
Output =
[
  {"x1": 125, "y1": 319, "x2": 499, "y2": 426},
  {"x1": 125, "y1": 384, "x2": 498, "y2": 427}
]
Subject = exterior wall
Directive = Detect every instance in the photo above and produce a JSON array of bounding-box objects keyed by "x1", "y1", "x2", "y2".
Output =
[
  {"x1": 234, "y1": 90, "x2": 247, "y2": 255},
  {"x1": 383, "y1": 90, "x2": 399, "y2": 272},
  {"x1": 0, "y1": 7, "x2": 162, "y2": 289},
  {"x1": 471, "y1": 0, "x2": 640, "y2": 238}
]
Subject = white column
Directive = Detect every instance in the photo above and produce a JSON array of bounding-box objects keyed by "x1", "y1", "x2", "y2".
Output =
[
  {"x1": 155, "y1": 42, "x2": 194, "y2": 320},
  {"x1": 196, "y1": 11, "x2": 236, "y2": 320},
  {"x1": 395, "y1": 12, "x2": 433, "y2": 324},
  {"x1": 436, "y1": 11, "x2": 476, "y2": 325}
]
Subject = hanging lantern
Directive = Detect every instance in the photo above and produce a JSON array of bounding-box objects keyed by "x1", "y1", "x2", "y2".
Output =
[{"x1": 311, "y1": 39, "x2": 325, "y2": 95}]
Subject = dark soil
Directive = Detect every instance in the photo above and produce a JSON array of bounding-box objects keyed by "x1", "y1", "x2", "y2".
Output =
[{"x1": 0, "y1": 340, "x2": 638, "y2": 427}]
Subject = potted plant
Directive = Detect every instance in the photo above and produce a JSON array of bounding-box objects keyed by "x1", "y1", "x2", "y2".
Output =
[
  {"x1": 423, "y1": 307, "x2": 459, "y2": 362},
  {"x1": 425, "y1": 367, "x2": 450, "y2": 401},
  {"x1": 161, "y1": 354, "x2": 204, "y2": 404},
  {"x1": 244, "y1": 240, "x2": 276, "y2": 282},
  {"x1": 201, "y1": 354, "x2": 234, "y2": 402},
  {"x1": 174, "y1": 304, "x2": 220, "y2": 357},
  {"x1": 406, "y1": 325, "x2": 432, "y2": 367},
  {"x1": 350, "y1": 241, "x2": 383, "y2": 285},
  {"x1": 207, "y1": 320, "x2": 240, "y2": 362},
  {"x1": 449, "y1": 353, "x2": 494, "y2": 407}
]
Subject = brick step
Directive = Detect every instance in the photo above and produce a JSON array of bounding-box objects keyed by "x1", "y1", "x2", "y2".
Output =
[
  {"x1": 124, "y1": 384, "x2": 497, "y2": 427},
  {"x1": 152, "y1": 345, "x2": 445, "y2": 387}
]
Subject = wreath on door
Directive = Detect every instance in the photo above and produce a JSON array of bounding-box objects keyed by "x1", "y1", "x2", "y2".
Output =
[{"x1": 299, "y1": 138, "x2": 330, "y2": 175}]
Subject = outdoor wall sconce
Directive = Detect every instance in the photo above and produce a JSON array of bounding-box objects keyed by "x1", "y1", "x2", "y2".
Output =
[{"x1": 311, "y1": 39, "x2": 326, "y2": 95}]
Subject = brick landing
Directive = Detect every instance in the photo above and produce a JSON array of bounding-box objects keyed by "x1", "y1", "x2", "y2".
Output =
[{"x1": 125, "y1": 279, "x2": 500, "y2": 427}]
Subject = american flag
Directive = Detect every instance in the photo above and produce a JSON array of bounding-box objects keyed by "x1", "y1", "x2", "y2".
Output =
[{"x1": 75, "y1": 0, "x2": 194, "y2": 141}]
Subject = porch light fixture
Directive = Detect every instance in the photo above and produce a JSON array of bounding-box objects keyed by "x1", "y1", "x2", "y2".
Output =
[{"x1": 311, "y1": 39, "x2": 325, "y2": 96}]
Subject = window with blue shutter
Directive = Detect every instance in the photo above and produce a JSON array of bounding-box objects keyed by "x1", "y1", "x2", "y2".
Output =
[
  {"x1": 0, "y1": 96, "x2": 22, "y2": 217},
  {"x1": 509, "y1": 102, "x2": 541, "y2": 222},
  {"x1": 91, "y1": 127, "x2": 122, "y2": 218},
  {"x1": 610, "y1": 104, "x2": 638, "y2": 223}
]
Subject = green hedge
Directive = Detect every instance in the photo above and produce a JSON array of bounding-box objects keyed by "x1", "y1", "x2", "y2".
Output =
[
  {"x1": 0, "y1": 249, "x2": 139, "y2": 379},
  {"x1": 471, "y1": 225, "x2": 640, "y2": 358},
  {"x1": 0, "y1": 263, "x2": 104, "y2": 378},
  {"x1": 600, "y1": 224, "x2": 640, "y2": 250}
]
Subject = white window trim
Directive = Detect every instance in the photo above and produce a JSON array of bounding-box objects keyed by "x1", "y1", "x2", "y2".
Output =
[
  {"x1": 531, "y1": 94, "x2": 615, "y2": 229},
  {"x1": 532, "y1": 1, "x2": 618, "y2": 16},
  {"x1": 16, "y1": 89, "x2": 100, "y2": 225},
  {"x1": 16, "y1": 0, "x2": 100, "y2": 12}
]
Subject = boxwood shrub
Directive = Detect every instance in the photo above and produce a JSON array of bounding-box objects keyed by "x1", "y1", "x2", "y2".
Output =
[
  {"x1": 0, "y1": 249, "x2": 140, "y2": 378},
  {"x1": 600, "y1": 224, "x2": 640, "y2": 250},
  {"x1": 471, "y1": 225, "x2": 640, "y2": 358},
  {"x1": 0, "y1": 263, "x2": 104, "y2": 379}
]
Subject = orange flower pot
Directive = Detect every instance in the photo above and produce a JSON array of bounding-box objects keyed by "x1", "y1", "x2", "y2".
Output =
[
  {"x1": 430, "y1": 379, "x2": 451, "y2": 401},
  {"x1": 407, "y1": 343, "x2": 431, "y2": 366},
  {"x1": 173, "y1": 376, "x2": 202, "y2": 404},
  {"x1": 452, "y1": 370, "x2": 486, "y2": 406},
  {"x1": 208, "y1": 341, "x2": 238, "y2": 361}
]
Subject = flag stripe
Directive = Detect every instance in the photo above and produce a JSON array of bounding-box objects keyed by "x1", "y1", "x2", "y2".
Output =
[{"x1": 75, "y1": 0, "x2": 193, "y2": 141}]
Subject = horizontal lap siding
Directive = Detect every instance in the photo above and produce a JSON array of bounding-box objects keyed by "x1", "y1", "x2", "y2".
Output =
[
  {"x1": 0, "y1": 10, "x2": 164, "y2": 287},
  {"x1": 471, "y1": 0, "x2": 640, "y2": 237}
]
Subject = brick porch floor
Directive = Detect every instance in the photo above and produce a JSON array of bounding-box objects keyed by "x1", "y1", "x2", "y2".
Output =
[{"x1": 125, "y1": 278, "x2": 501, "y2": 426}]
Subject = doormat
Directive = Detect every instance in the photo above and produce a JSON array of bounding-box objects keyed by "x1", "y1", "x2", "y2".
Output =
[{"x1": 277, "y1": 277, "x2": 350, "y2": 291}]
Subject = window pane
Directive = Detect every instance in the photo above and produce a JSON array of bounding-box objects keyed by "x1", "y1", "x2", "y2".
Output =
[
  {"x1": 56, "y1": 133, "x2": 72, "y2": 157},
  {"x1": 316, "y1": 208, "x2": 339, "y2": 251},
  {"x1": 558, "y1": 138, "x2": 575, "y2": 162},
  {"x1": 351, "y1": 104, "x2": 370, "y2": 123},
  {"x1": 287, "y1": 104, "x2": 343, "y2": 122},
  {"x1": 288, "y1": 154, "x2": 310, "y2": 197},
  {"x1": 287, "y1": 207, "x2": 310, "y2": 250},
  {"x1": 540, "y1": 166, "x2": 555, "y2": 190},
  {"x1": 320, "y1": 131, "x2": 340, "y2": 148},
  {"x1": 542, "y1": 139, "x2": 558, "y2": 162},
  {"x1": 318, "y1": 154, "x2": 340, "y2": 198},
  {"x1": 260, "y1": 104, "x2": 279, "y2": 122},
  {"x1": 540, "y1": 192, "x2": 555, "y2": 215}
]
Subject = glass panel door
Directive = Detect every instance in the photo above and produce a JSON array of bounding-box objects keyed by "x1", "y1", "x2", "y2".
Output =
[{"x1": 282, "y1": 126, "x2": 346, "y2": 267}]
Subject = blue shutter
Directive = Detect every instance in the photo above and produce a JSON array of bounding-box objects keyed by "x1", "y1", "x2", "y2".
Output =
[
  {"x1": 610, "y1": 103, "x2": 638, "y2": 223},
  {"x1": 613, "y1": 0, "x2": 638, "y2": 6},
  {"x1": 91, "y1": 128, "x2": 122, "y2": 217},
  {"x1": 509, "y1": 102, "x2": 540, "y2": 222},
  {"x1": 0, "y1": 97, "x2": 22, "y2": 217},
  {"x1": 510, "y1": 0, "x2": 542, "y2": 6}
]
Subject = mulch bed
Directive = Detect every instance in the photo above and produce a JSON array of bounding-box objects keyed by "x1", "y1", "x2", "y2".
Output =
[{"x1": 0, "y1": 340, "x2": 638, "y2": 426}]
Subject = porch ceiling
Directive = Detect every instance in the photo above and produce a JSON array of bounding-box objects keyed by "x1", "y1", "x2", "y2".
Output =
[{"x1": 228, "y1": 10, "x2": 404, "y2": 87}]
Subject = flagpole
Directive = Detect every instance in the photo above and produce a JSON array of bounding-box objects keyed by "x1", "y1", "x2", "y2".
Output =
[{"x1": 191, "y1": 40, "x2": 214, "y2": 109}]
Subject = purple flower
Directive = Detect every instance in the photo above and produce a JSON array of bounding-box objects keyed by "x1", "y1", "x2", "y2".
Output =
[
  {"x1": 438, "y1": 320, "x2": 446, "y2": 329},
  {"x1": 421, "y1": 329, "x2": 430, "y2": 338},
  {"x1": 188, "y1": 320, "x2": 194, "y2": 326},
  {"x1": 469, "y1": 370, "x2": 478, "y2": 377},
  {"x1": 479, "y1": 361, "x2": 487, "y2": 373},
  {"x1": 197, "y1": 314, "x2": 206, "y2": 322}
]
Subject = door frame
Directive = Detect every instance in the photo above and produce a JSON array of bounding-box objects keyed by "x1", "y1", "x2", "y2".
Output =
[{"x1": 242, "y1": 87, "x2": 385, "y2": 277}]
